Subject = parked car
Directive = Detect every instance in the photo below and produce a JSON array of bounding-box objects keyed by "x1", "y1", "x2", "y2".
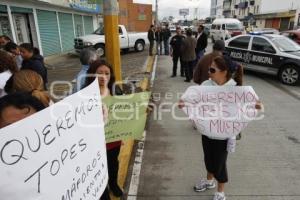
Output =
[
  {"x1": 74, "y1": 25, "x2": 149, "y2": 57},
  {"x1": 281, "y1": 30, "x2": 300, "y2": 45},
  {"x1": 170, "y1": 25, "x2": 176, "y2": 32},
  {"x1": 210, "y1": 18, "x2": 244, "y2": 43},
  {"x1": 225, "y1": 33, "x2": 300, "y2": 85}
]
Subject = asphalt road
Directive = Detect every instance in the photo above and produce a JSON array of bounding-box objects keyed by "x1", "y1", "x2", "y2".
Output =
[{"x1": 132, "y1": 47, "x2": 300, "y2": 200}]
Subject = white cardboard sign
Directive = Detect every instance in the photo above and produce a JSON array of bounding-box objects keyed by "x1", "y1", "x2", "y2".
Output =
[
  {"x1": 181, "y1": 86, "x2": 259, "y2": 139},
  {"x1": 0, "y1": 80, "x2": 108, "y2": 200}
]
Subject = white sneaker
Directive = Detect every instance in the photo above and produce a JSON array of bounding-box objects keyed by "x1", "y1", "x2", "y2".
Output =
[
  {"x1": 213, "y1": 192, "x2": 226, "y2": 200},
  {"x1": 194, "y1": 179, "x2": 216, "y2": 192}
]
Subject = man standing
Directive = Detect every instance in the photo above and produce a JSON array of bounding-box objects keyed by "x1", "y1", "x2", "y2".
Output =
[
  {"x1": 148, "y1": 25, "x2": 155, "y2": 56},
  {"x1": 155, "y1": 26, "x2": 163, "y2": 55},
  {"x1": 170, "y1": 27, "x2": 185, "y2": 77},
  {"x1": 162, "y1": 24, "x2": 171, "y2": 55},
  {"x1": 195, "y1": 25, "x2": 208, "y2": 61},
  {"x1": 181, "y1": 29, "x2": 197, "y2": 82}
]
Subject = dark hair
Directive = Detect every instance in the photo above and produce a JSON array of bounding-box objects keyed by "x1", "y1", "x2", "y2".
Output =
[
  {"x1": 186, "y1": 29, "x2": 193, "y2": 36},
  {"x1": 4, "y1": 42, "x2": 18, "y2": 53},
  {"x1": 0, "y1": 35, "x2": 11, "y2": 42},
  {"x1": 0, "y1": 92, "x2": 46, "y2": 119},
  {"x1": 199, "y1": 25, "x2": 204, "y2": 30},
  {"x1": 213, "y1": 56, "x2": 243, "y2": 85},
  {"x1": 150, "y1": 25, "x2": 154, "y2": 28},
  {"x1": 19, "y1": 43, "x2": 40, "y2": 55},
  {"x1": 213, "y1": 40, "x2": 225, "y2": 52},
  {"x1": 80, "y1": 48, "x2": 97, "y2": 65},
  {"x1": 0, "y1": 50, "x2": 18, "y2": 73},
  {"x1": 85, "y1": 59, "x2": 116, "y2": 92}
]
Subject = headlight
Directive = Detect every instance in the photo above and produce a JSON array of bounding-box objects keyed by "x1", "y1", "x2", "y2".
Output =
[{"x1": 83, "y1": 42, "x2": 93, "y2": 46}]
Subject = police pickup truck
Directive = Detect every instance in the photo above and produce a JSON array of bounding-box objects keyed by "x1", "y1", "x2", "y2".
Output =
[{"x1": 225, "y1": 33, "x2": 300, "y2": 85}]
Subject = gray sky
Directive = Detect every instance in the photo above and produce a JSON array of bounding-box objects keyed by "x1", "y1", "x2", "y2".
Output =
[{"x1": 133, "y1": 0, "x2": 211, "y2": 20}]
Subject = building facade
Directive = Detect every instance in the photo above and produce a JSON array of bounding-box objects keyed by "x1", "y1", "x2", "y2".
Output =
[
  {"x1": 210, "y1": 0, "x2": 217, "y2": 18},
  {"x1": 118, "y1": 0, "x2": 152, "y2": 32},
  {"x1": 0, "y1": 0, "x2": 102, "y2": 56}
]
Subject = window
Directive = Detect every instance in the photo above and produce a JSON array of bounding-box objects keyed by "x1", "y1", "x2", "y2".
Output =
[
  {"x1": 119, "y1": 27, "x2": 123, "y2": 35},
  {"x1": 228, "y1": 36, "x2": 251, "y2": 49},
  {"x1": 251, "y1": 37, "x2": 275, "y2": 53},
  {"x1": 211, "y1": 24, "x2": 216, "y2": 29}
]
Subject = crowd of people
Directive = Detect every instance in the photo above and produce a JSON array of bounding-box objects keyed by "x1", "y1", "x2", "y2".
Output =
[{"x1": 0, "y1": 35, "x2": 124, "y2": 200}]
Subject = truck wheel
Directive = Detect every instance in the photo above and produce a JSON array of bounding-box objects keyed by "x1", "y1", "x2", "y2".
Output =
[
  {"x1": 135, "y1": 40, "x2": 145, "y2": 52},
  {"x1": 94, "y1": 44, "x2": 105, "y2": 57},
  {"x1": 279, "y1": 65, "x2": 299, "y2": 85}
]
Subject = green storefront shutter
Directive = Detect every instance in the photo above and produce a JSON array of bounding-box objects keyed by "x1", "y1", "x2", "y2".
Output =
[
  {"x1": 0, "y1": 4, "x2": 7, "y2": 12},
  {"x1": 74, "y1": 14, "x2": 84, "y2": 37},
  {"x1": 10, "y1": 6, "x2": 33, "y2": 13},
  {"x1": 37, "y1": 10, "x2": 61, "y2": 56},
  {"x1": 58, "y1": 13, "x2": 74, "y2": 52},
  {"x1": 84, "y1": 16, "x2": 94, "y2": 34}
]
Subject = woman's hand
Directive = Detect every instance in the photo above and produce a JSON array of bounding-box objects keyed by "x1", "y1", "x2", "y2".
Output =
[
  {"x1": 178, "y1": 99, "x2": 185, "y2": 109},
  {"x1": 255, "y1": 101, "x2": 263, "y2": 110}
]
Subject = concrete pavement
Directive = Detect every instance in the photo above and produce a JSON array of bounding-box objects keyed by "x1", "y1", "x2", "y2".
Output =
[{"x1": 133, "y1": 55, "x2": 300, "y2": 200}]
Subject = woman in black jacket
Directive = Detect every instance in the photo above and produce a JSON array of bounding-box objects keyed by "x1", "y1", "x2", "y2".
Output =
[{"x1": 19, "y1": 43, "x2": 48, "y2": 89}]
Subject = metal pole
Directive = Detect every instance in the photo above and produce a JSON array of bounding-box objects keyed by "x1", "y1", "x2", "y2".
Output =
[{"x1": 103, "y1": 0, "x2": 122, "y2": 83}]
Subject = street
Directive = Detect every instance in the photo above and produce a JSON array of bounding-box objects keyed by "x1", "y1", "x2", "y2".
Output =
[{"x1": 128, "y1": 45, "x2": 300, "y2": 200}]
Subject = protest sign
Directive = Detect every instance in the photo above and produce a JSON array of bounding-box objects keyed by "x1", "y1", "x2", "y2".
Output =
[
  {"x1": 103, "y1": 92, "x2": 150, "y2": 143},
  {"x1": 0, "y1": 80, "x2": 108, "y2": 200},
  {"x1": 181, "y1": 86, "x2": 259, "y2": 139}
]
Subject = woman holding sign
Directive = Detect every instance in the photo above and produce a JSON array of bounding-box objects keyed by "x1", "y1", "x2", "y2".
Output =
[
  {"x1": 179, "y1": 56, "x2": 262, "y2": 200},
  {"x1": 85, "y1": 59, "x2": 124, "y2": 199}
]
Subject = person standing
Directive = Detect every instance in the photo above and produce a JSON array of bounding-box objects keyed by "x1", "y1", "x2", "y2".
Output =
[
  {"x1": 147, "y1": 25, "x2": 155, "y2": 56},
  {"x1": 0, "y1": 35, "x2": 11, "y2": 50},
  {"x1": 19, "y1": 43, "x2": 48, "y2": 89},
  {"x1": 0, "y1": 50, "x2": 18, "y2": 98},
  {"x1": 85, "y1": 59, "x2": 124, "y2": 199},
  {"x1": 170, "y1": 26, "x2": 185, "y2": 77},
  {"x1": 73, "y1": 48, "x2": 98, "y2": 92},
  {"x1": 195, "y1": 25, "x2": 208, "y2": 61},
  {"x1": 155, "y1": 26, "x2": 163, "y2": 55},
  {"x1": 180, "y1": 56, "x2": 261, "y2": 200},
  {"x1": 4, "y1": 42, "x2": 23, "y2": 69},
  {"x1": 181, "y1": 29, "x2": 197, "y2": 82},
  {"x1": 162, "y1": 24, "x2": 171, "y2": 55}
]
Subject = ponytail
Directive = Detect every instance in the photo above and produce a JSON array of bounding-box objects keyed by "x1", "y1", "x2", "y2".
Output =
[
  {"x1": 31, "y1": 90, "x2": 50, "y2": 107},
  {"x1": 234, "y1": 64, "x2": 244, "y2": 86}
]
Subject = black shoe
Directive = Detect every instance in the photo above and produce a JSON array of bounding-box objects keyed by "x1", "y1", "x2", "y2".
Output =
[
  {"x1": 109, "y1": 184, "x2": 123, "y2": 197},
  {"x1": 171, "y1": 75, "x2": 176, "y2": 78},
  {"x1": 184, "y1": 80, "x2": 191, "y2": 82}
]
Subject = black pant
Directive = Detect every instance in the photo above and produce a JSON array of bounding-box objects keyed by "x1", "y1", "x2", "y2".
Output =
[
  {"x1": 202, "y1": 135, "x2": 228, "y2": 183},
  {"x1": 183, "y1": 60, "x2": 195, "y2": 81},
  {"x1": 172, "y1": 54, "x2": 184, "y2": 76},
  {"x1": 107, "y1": 147, "x2": 121, "y2": 188},
  {"x1": 100, "y1": 146, "x2": 121, "y2": 200},
  {"x1": 149, "y1": 41, "x2": 154, "y2": 55}
]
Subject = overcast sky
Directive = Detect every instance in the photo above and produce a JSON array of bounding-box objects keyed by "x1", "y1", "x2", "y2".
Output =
[{"x1": 133, "y1": 0, "x2": 211, "y2": 20}]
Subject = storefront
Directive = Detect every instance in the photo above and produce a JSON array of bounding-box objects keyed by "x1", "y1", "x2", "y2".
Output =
[{"x1": 0, "y1": 0, "x2": 102, "y2": 56}]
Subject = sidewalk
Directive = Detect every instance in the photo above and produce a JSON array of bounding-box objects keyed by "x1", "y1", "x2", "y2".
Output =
[{"x1": 133, "y1": 56, "x2": 300, "y2": 200}]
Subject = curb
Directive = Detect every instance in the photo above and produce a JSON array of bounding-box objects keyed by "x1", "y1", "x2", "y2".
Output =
[{"x1": 111, "y1": 55, "x2": 157, "y2": 200}]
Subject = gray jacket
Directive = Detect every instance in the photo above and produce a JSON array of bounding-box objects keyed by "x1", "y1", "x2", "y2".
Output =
[{"x1": 181, "y1": 36, "x2": 197, "y2": 62}]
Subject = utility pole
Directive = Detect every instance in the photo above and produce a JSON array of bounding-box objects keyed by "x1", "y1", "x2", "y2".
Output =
[
  {"x1": 155, "y1": 0, "x2": 158, "y2": 25},
  {"x1": 103, "y1": 0, "x2": 122, "y2": 83}
]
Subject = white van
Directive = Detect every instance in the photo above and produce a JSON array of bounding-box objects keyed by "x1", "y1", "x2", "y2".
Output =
[{"x1": 210, "y1": 18, "x2": 244, "y2": 43}]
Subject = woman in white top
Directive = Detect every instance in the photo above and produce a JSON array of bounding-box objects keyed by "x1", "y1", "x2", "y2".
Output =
[
  {"x1": 0, "y1": 50, "x2": 18, "y2": 98},
  {"x1": 179, "y1": 56, "x2": 262, "y2": 200}
]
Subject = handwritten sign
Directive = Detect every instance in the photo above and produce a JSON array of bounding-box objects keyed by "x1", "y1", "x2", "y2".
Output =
[
  {"x1": 103, "y1": 92, "x2": 150, "y2": 143},
  {"x1": 0, "y1": 80, "x2": 108, "y2": 200},
  {"x1": 181, "y1": 86, "x2": 259, "y2": 139}
]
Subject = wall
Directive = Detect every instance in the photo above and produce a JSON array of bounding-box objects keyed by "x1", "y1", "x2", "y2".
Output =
[{"x1": 119, "y1": 0, "x2": 152, "y2": 32}]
